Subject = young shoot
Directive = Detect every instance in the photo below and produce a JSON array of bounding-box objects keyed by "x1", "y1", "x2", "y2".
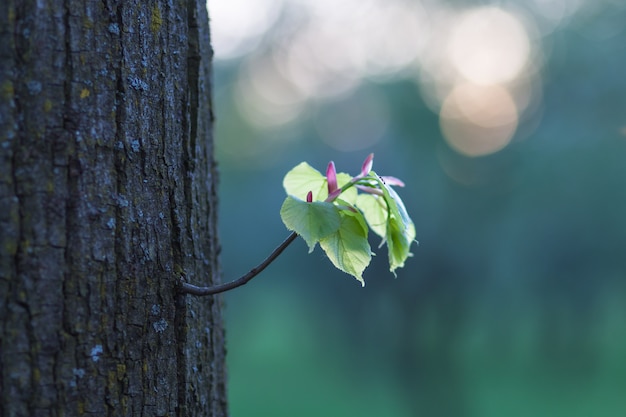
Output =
[{"x1": 181, "y1": 154, "x2": 417, "y2": 295}]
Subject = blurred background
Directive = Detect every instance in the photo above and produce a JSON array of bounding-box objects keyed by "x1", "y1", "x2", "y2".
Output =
[{"x1": 206, "y1": 0, "x2": 626, "y2": 415}]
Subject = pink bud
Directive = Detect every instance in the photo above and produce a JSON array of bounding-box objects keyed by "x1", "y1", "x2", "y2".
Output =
[
  {"x1": 306, "y1": 191, "x2": 313, "y2": 202},
  {"x1": 326, "y1": 161, "x2": 338, "y2": 194},
  {"x1": 380, "y1": 176, "x2": 405, "y2": 187},
  {"x1": 360, "y1": 153, "x2": 374, "y2": 177}
]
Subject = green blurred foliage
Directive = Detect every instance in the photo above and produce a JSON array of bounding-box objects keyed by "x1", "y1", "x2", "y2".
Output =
[{"x1": 214, "y1": 7, "x2": 626, "y2": 417}]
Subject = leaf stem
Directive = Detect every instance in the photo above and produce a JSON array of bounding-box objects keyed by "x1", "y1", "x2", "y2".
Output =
[{"x1": 179, "y1": 232, "x2": 299, "y2": 296}]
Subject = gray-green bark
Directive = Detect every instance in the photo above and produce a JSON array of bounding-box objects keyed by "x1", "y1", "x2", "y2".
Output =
[{"x1": 0, "y1": 1, "x2": 227, "y2": 416}]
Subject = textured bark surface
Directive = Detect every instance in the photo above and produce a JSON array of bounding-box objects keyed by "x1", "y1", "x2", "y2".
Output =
[{"x1": 0, "y1": 1, "x2": 227, "y2": 416}]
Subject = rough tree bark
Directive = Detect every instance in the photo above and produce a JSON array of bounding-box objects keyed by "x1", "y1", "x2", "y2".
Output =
[{"x1": 0, "y1": 1, "x2": 227, "y2": 416}]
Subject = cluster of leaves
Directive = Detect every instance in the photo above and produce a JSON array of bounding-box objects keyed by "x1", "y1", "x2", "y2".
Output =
[{"x1": 280, "y1": 154, "x2": 417, "y2": 286}]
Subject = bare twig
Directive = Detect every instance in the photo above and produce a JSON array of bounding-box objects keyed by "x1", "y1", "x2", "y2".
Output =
[{"x1": 180, "y1": 232, "x2": 298, "y2": 296}]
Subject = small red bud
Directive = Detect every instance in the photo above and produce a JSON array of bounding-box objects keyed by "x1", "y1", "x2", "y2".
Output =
[
  {"x1": 326, "y1": 161, "x2": 338, "y2": 194},
  {"x1": 306, "y1": 191, "x2": 313, "y2": 203},
  {"x1": 360, "y1": 153, "x2": 374, "y2": 177},
  {"x1": 380, "y1": 176, "x2": 405, "y2": 187}
]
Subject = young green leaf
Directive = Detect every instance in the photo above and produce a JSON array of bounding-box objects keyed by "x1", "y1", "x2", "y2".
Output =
[
  {"x1": 282, "y1": 162, "x2": 357, "y2": 203},
  {"x1": 280, "y1": 195, "x2": 341, "y2": 252},
  {"x1": 357, "y1": 172, "x2": 417, "y2": 275},
  {"x1": 382, "y1": 181, "x2": 413, "y2": 233},
  {"x1": 281, "y1": 155, "x2": 417, "y2": 285},
  {"x1": 319, "y1": 210, "x2": 372, "y2": 286},
  {"x1": 283, "y1": 162, "x2": 327, "y2": 201},
  {"x1": 355, "y1": 193, "x2": 388, "y2": 239},
  {"x1": 386, "y1": 214, "x2": 416, "y2": 274},
  {"x1": 377, "y1": 179, "x2": 416, "y2": 275}
]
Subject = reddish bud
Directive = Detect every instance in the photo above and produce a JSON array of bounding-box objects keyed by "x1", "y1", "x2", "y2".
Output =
[
  {"x1": 380, "y1": 176, "x2": 405, "y2": 187},
  {"x1": 306, "y1": 191, "x2": 313, "y2": 202},
  {"x1": 360, "y1": 153, "x2": 374, "y2": 177},
  {"x1": 326, "y1": 161, "x2": 338, "y2": 194}
]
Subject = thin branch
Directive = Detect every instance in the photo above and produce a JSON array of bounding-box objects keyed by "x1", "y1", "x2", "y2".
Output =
[{"x1": 180, "y1": 232, "x2": 298, "y2": 296}]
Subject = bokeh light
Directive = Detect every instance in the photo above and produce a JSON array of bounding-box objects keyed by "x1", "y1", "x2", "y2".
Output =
[
  {"x1": 422, "y1": 6, "x2": 539, "y2": 158},
  {"x1": 234, "y1": 53, "x2": 306, "y2": 129},
  {"x1": 447, "y1": 7, "x2": 530, "y2": 85},
  {"x1": 208, "y1": 0, "x2": 284, "y2": 59},
  {"x1": 210, "y1": 0, "x2": 431, "y2": 136},
  {"x1": 212, "y1": 1, "x2": 543, "y2": 159},
  {"x1": 440, "y1": 83, "x2": 518, "y2": 157}
]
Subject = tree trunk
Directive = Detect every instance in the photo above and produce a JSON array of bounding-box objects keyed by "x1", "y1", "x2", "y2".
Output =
[{"x1": 0, "y1": 1, "x2": 227, "y2": 416}]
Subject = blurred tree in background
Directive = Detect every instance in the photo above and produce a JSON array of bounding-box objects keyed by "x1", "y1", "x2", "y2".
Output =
[{"x1": 208, "y1": 0, "x2": 626, "y2": 416}]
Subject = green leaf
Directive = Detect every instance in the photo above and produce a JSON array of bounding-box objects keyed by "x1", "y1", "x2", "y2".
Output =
[
  {"x1": 282, "y1": 162, "x2": 357, "y2": 202},
  {"x1": 281, "y1": 161, "x2": 416, "y2": 282},
  {"x1": 356, "y1": 193, "x2": 387, "y2": 239},
  {"x1": 357, "y1": 172, "x2": 417, "y2": 275},
  {"x1": 386, "y1": 215, "x2": 416, "y2": 274},
  {"x1": 280, "y1": 195, "x2": 341, "y2": 252},
  {"x1": 378, "y1": 180, "x2": 416, "y2": 275},
  {"x1": 282, "y1": 162, "x2": 327, "y2": 200},
  {"x1": 383, "y1": 183, "x2": 413, "y2": 233},
  {"x1": 320, "y1": 210, "x2": 372, "y2": 286}
]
